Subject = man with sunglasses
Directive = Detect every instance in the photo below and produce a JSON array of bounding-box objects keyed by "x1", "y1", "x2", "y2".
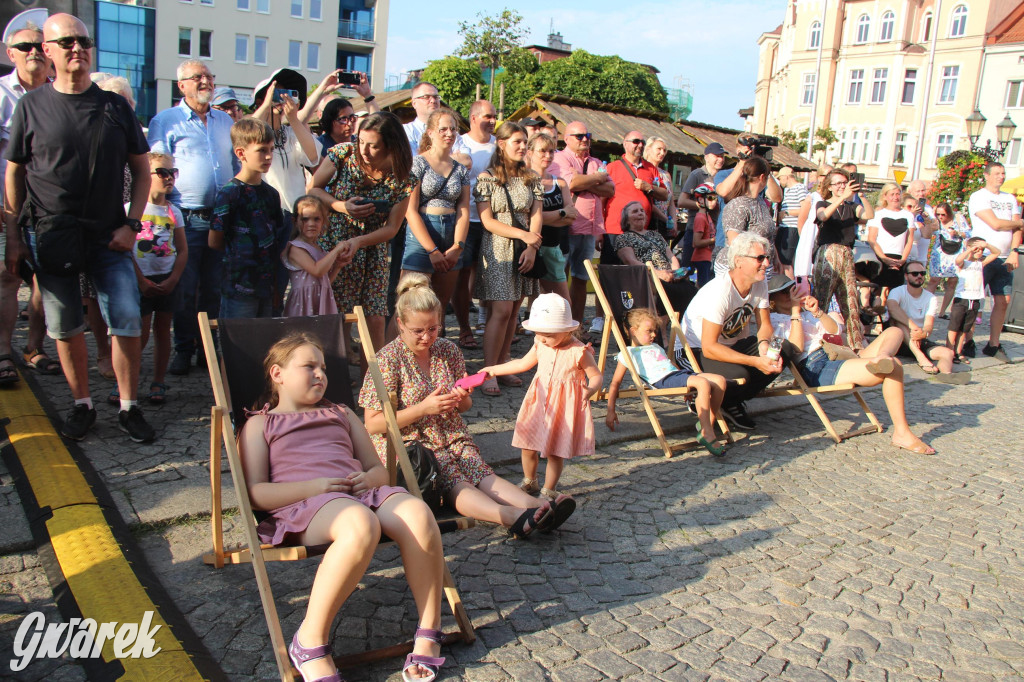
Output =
[
  {"x1": 4, "y1": 13, "x2": 156, "y2": 441},
  {"x1": 551, "y1": 121, "x2": 615, "y2": 325},
  {"x1": 148, "y1": 59, "x2": 235, "y2": 376},
  {"x1": 886, "y1": 261, "x2": 964, "y2": 383},
  {"x1": 604, "y1": 131, "x2": 669, "y2": 248},
  {"x1": 1, "y1": 19, "x2": 52, "y2": 388}
]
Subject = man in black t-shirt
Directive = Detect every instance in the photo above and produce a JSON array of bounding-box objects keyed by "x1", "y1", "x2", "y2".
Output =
[{"x1": 3, "y1": 13, "x2": 155, "y2": 443}]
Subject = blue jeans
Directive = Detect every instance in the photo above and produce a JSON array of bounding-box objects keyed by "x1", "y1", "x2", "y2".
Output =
[
  {"x1": 219, "y1": 295, "x2": 273, "y2": 320},
  {"x1": 27, "y1": 228, "x2": 142, "y2": 339},
  {"x1": 174, "y1": 212, "x2": 223, "y2": 354}
]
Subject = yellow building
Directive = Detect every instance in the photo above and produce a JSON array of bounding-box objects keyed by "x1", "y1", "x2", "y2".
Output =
[{"x1": 753, "y1": 0, "x2": 1021, "y2": 182}]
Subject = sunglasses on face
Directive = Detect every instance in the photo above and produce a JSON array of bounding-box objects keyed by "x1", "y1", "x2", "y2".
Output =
[
  {"x1": 626, "y1": 138, "x2": 645, "y2": 146},
  {"x1": 569, "y1": 133, "x2": 592, "y2": 141},
  {"x1": 10, "y1": 42, "x2": 43, "y2": 53},
  {"x1": 907, "y1": 271, "x2": 926, "y2": 276},
  {"x1": 151, "y1": 168, "x2": 179, "y2": 180},
  {"x1": 334, "y1": 114, "x2": 357, "y2": 124},
  {"x1": 742, "y1": 254, "x2": 769, "y2": 263},
  {"x1": 935, "y1": 212, "x2": 947, "y2": 218},
  {"x1": 45, "y1": 35, "x2": 94, "y2": 50}
]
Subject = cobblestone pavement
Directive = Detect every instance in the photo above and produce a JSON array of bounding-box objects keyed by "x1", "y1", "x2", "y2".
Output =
[{"x1": 2, "y1": 297, "x2": 1024, "y2": 680}]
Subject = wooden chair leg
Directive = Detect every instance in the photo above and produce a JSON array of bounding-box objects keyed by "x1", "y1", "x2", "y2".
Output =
[
  {"x1": 853, "y1": 390, "x2": 884, "y2": 433},
  {"x1": 210, "y1": 407, "x2": 224, "y2": 569},
  {"x1": 442, "y1": 564, "x2": 476, "y2": 643},
  {"x1": 803, "y1": 392, "x2": 843, "y2": 443}
]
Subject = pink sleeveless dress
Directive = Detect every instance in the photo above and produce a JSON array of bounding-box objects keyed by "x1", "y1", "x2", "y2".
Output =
[
  {"x1": 511, "y1": 338, "x2": 595, "y2": 459},
  {"x1": 283, "y1": 240, "x2": 339, "y2": 317},
  {"x1": 252, "y1": 402, "x2": 406, "y2": 546}
]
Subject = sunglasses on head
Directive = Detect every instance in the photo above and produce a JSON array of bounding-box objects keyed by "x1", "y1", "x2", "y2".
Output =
[
  {"x1": 45, "y1": 35, "x2": 94, "y2": 50},
  {"x1": 10, "y1": 42, "x2": 43, "y2": 53},
  {"x1": 151, "y1": 167, "x2": 179, "y2": 180},
  {"x1": 569, "y1": 133, "x2": 592, "y2": 141}
]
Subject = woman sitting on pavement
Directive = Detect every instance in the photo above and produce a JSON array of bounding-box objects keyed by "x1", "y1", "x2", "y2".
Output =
[
  {"x1": 359, "y1": 273, "x2": 569, "y2": 539},
  {"x1": 765, "y1": 273, "x2": 934, "y2": 455},
  {"x1": 679, "y1": 232, "x2": 795, "y2": 431},
  {"x1": 615, "y1": 201, "x2": 696, "y2": 316}
]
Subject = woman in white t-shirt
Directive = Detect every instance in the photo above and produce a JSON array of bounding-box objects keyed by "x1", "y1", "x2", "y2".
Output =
[
  {"x1": 867, "y1": 184, "x2": 916, "y2": 297},
  {"x1": 766, "y1": 274, "x2": 934, "y2": 455}
]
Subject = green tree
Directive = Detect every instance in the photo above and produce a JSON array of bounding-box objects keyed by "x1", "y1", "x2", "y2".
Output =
[
  {"x1": 929, "y1": 150, "x2": 986, "y2": 215},
  {"x1": 493, "y1": 47, "x2": 539, "y2": 115},
  {"x1": 774, "y1": 126, "x2": 839, "y2": 155},
  {"x1": 421, "y1": 56, "x2": 484, "y2": 117},
  {"x1": 532, "y1": 51, "x2": 668, "y2": 114},
  {"x1": 456, "y1": 9, "x2": 527, "y2": 103}
]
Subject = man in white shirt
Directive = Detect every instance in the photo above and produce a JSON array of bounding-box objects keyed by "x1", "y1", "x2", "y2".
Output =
[
  {"x1": 452, "y1": 99, "x2": 497, "y2": 347},
  {"x1": 907, "y1": 179, "x2": 937, "y2": 263},
  {"x1": 0, "y1": 20, "x2": 52, "y2": 387},
  {"x1": 886, "y1": 261, "x2": 961, "y2": 382},
  {"x1": 967, "y1": 161, "x2": 1023, "y2": 362}
]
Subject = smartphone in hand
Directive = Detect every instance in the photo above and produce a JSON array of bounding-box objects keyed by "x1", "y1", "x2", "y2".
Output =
[{"x1": 454, "y1": 372, "x2": 487, "y2": 390}]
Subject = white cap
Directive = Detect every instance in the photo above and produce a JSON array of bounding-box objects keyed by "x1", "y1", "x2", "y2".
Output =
[{"x1": 3, "y1": 9, "x2": 48, "y2": 45}]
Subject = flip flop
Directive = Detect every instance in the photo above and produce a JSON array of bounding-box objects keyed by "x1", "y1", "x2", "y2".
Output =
[
  {"x1": 894, "y1": 439, "x2": 936, "y2": 455},
  {"x1": 919, "y1": 363, "x2": 940, "y2": 375}
]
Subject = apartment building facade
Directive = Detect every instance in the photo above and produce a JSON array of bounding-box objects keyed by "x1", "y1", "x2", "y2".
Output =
[
  {"x1": 154, "y1": 0, "x2": 388, "y2": 110},
  {"x1": 753, "y1": 0, "x2": 1020, "y2": 182}
]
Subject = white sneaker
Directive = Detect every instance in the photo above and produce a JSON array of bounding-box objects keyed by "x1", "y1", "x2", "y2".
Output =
[{"x1": 589, "y1": 317, "x2": 604, "y2": 334}]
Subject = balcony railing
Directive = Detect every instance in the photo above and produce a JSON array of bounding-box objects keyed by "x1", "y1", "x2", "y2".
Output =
[{"x1": 338, "y1": 20, "x2": 374, "y2": 42}]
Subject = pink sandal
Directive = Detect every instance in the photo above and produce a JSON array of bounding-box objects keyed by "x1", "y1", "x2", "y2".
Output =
[
  {"x1": 402, "y1": 627, "x2": 445, "y2": 682},
  {"x1": 481, "y1": 376, "x2": 500, "y2": 396},
  {"x1": 289, "y1": 631, "x2": 343, "y2": 682}
]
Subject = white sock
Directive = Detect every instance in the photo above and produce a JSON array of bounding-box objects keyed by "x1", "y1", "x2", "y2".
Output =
[
  {"x1": 75, "y1": 397, "x2": 93, "y2": 410},
  {"x1": 120, "y1": 399, "x2": 137, "y2": 412}
]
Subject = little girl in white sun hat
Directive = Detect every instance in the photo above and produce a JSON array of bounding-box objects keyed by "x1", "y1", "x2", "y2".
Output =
[{"x1": 483, "y1": 294, "x2": 602, "y2": 513}]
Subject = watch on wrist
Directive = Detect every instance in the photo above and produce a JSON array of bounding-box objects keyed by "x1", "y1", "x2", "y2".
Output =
[
  {"x1": 558, "y1": 209, "x2": 566, "y2": 218},
  {"x1": 125, "y1": 218, "x2": 143, "y2": 233},
  {"x1": 363, "y1": 94, "x2": 376, "y2": 103},
  {"x1": 457, "y1": 240, "x2": 465, "y2": 249}
]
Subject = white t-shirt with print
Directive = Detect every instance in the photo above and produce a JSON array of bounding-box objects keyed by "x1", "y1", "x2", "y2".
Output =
[
  {"x1": 868, "y1": 208, "x2": 916, "y2": 256},
  {"x1": 461, "y1": 134, "x2": 496, "y2": 222},
  {"x1": 616, "y1": 344, "x2": 678, "y2": 385},
  {"x1": 768, "y1": 310, "x2": 845, "y2": 361},
  {"x1": 680, "y1": 274, "x2": 769, "y2": 349},
  {"x1": 888, "y1": 284, "x2": 940, "y2": 327},
  {"x1": 129, "y1": 201, "x2": 184, "y2": 277},
  {"x1": 968, "y1": 188, "x2": 1021, "y2": 257},
  {"x1": 954, "y1": 260, "x2": 986, "y2": 300}
]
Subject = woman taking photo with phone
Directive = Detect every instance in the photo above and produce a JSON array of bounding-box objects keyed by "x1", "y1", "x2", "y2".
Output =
[{"x1": 308, "y1": 111, "x2": 414, "y2": 357}]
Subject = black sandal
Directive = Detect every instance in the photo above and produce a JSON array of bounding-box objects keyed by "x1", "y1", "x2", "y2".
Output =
[
  {"x1": 508, "y1": 505, "x2": 552, "y2": 540},
  {"x1": 540, "y1": 494, "x2": 576, "y2": 533},
  {"x1": 22, "y1": 347, "x2": 61, "y2": 375},
  {"x1": 0, "y1": 354, "x2": 19, "y2": 386}
]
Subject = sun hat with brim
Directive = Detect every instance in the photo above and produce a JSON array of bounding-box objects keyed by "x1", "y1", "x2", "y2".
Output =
[
  {"x1": 253, "y1": 68, "x2": 308, "y2": 109},
  {"x1": 767, "y1": 273, "x2": 796, "y2": 295},
  {"x1": 3, "y1": 9, "x2": 48, "y2": 45},
  {"x1": 521, "y1": 294, "x2": 579, "y2": 333}
]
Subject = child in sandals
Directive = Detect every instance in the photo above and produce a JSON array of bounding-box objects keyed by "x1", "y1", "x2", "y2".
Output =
[
  {"x1": 484, "y1": 293, "x2": 601, "y2": 508},
  {"x1": 239, "y1": 332, "x2": 447, "y2": 682},
  {"x1": 606, "y1": 308, "x2": 728, "y2": 456}
]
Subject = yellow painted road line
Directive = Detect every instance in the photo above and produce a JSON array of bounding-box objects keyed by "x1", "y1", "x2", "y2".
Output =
[{"x1": 1, "y1": 380, "x2": 208, "y2": 681}]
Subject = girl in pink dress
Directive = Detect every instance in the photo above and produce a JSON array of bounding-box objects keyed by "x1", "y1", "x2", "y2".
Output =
[
  {"x1": 239, "y1": 332, "x2": 446, "y2": 682},
  {"x1": 483, "y1": 293, "x2": 602, "y2": 503},
  {"x1": 282, "y1": 196, "x2": 349, "y2": 317}
]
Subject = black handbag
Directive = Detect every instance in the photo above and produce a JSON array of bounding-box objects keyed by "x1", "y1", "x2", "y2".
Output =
[
  {"x1": 938, "y1": 233, "x2": 963, "y2": 256},
  {"x1": 31, "y1": 96, "x2": 109, "y2": 278},
  {"x1": 502, "y1": 184, "x2": 547, "y2": 279},
  {"x1": 399, "y1": 441, "x2": 444, "y2": 512}
]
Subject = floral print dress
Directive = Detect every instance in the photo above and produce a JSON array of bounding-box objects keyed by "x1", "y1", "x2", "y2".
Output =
[
  {"x1": 318, "y1": 143, "x2": 415, "y2": 316},
  {"x1": 473, "y1": 174, "x2": 543, "y2": 302}
]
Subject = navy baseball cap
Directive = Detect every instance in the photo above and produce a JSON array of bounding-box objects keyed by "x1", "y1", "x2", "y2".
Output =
[{"x1": 704, "y1": 142, "x2": 726, "y2": 155}]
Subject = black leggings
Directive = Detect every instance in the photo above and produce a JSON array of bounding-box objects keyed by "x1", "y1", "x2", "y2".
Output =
[{"x1": 689, "y1": 335, "x2": 798, "y2": 407}]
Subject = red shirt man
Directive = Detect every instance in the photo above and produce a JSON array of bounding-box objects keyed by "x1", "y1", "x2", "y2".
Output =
[{"x1": 603, "y1": 131, "x2": 667, "y2": 235}]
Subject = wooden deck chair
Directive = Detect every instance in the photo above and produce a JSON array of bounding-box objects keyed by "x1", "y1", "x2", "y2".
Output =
[
  {"x1": 198, "y1": 309, "x2": 475, "y2": 682},
  {"x1": 641, "y1": 264, "x2": 879, "y2": 444},
  {"x1": 584, "y1": 261, "x2": 733, "y2": 458}
]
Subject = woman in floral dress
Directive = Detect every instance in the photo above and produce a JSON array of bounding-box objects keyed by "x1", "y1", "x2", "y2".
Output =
[
  {"x1": 927, "y1": 201, "x2": 971, "y2": 318},
  {"x1": 473, "y1": 122, "x2": 543, "y2": 396},
  {"x1": 309, "y1": 111, "x2": 414, "y2": 356}
]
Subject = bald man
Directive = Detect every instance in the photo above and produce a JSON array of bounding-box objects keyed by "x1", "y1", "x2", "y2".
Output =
[
  {"x1": 4, "y1": 13, "x2": 154, "y2": 442},
  {"x1": 603, "y1": 129, "x2": 668, "y2": 240}
]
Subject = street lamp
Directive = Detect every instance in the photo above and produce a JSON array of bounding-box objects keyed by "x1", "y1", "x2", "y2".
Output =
[{"x1": 966, "y1": 108, "x2": 1017, "y2": 161}]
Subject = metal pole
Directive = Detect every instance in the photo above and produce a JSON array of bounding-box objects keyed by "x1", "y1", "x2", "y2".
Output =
[
  {"x1": 911, "y1": 0, "x2": 941, "y2": 180},
  {"x1": 806, "y1": 0, "x2": 828, "y2": 161}
]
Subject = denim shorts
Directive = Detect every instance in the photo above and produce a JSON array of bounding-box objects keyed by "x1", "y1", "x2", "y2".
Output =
[
  {"x1": 540, "y1": 245, "x2": 567, "y2": 282},
  {"x1": 566, "y1": 234, "x2": 596, "y2": 280},
  {"x1": 402, "y1": 213, "x2": 464, "y2": 273},
  {"x1": 797, "y1": 347, "x2": 844, "y2": 388},
  {"x1": 219, "y1": 294, "x2": 273, "y2": 320},
  {"x1": 983, "y1": 257, "x2": 1013, "y2": 296},
  {"x1": 26, "y1": 227, "x2": 141, "y2": 339}
]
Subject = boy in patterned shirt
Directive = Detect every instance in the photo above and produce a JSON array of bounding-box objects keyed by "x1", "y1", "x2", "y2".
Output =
[{"x1": 209, "y1": 118, "x2": 284, "y2": 318}]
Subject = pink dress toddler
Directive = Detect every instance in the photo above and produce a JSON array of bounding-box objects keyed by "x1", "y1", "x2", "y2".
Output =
[
  {"x1": 283, "y1": 240, "x2": 339, "y2": 317},
  {"x1": 251, "y1": 401, "x2": 406, "y2": 546},
  {"x1": 511, "y1": 338, "x2": 595, "y2": 459}
]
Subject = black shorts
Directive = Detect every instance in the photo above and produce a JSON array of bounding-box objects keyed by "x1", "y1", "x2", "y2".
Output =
[
  {"x1": 948, "y1": 297, "x2": 981, "y2": 334},
  {"x1": 139, "y1": 272, "x2": 180, "y2": 317},
  {"x1": 896, "y1": 336, "x2": 940, "y2": 358}
]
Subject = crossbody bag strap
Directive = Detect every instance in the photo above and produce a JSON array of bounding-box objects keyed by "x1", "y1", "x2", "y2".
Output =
[
  {"x1": 79, "y1": 93, "x2": 110, "y2": 220},
  {"x1": 619, "y1": 158, "x2": 638, "y2": 181},
  {"x1": 500, "y1": 183, "x2": 525, "y2": 230},
  {"x1": 571, "y1": 158, "x2": 592, "y2": 202}
]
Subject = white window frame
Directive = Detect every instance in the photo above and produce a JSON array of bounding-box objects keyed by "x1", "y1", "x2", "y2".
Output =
[
  {"x1": 938, "y1": 65, "x2": 959, "y2": 104},
  {"x1": 309, "y1": 0, "x2": 322, "y2": 21},
  {"x1": 257, "y1": 0, "x2": 270, "y2": 12},
  {"x1": 801, "y1": 73, "x2": 816, "y2": 106},
  {"x1": 851, "y1": 130, "x2": 859, "y2": 161},
  {"x1": 839, "y1": 130, "x2": 847, "y2": 160},
  {"x1": 855, "y1": 14, "x2": 871, "y2": 44},
  {"x1": 290, "y1": 0, "x2": 302, "y2": 18},
  {"x1": 307, "y1": 42, "x2": 320, "y2": 71},
  {"x1": 254, "y1": 36, "x2": 268, "y2": 65},
  {"x1": 949, "y1": 5, "x2": 968, "y2": 38},
  {"x1": 237, "y1": 0, "x2": 250, "y2": 10},
  {"x1": 934, "y1": 133, "x2": 954, "y2": 164},
  {"x1": 1005, "y1": 80, "x2": 1024, "y2": 109},
  {"x1": 870, "y1": 68, "x2": 888, "y2": 104},
  {"x1": 861, "y1": 129, "x2": 871, "y2": 163},
  {"x1": 848, "y1": 69, "x2": 865, "y2": 104},
  {"x1": 198, "y1": 29, "x2": 213, "y2": 59},
  {"x1": 893, "y1": 132, "x2": 908, "y2": 165},
  {"x1": 288, "y1": 40, "x2": 302, "y2": 68},
  {"x1": 874, "y1": 131, "x2": 883, "y2": 164},
  {"x1": 178, "y1": 27, "x2": 192, "y2": 57},
  {"x1": 902, "y1": 69, "x2": 917, "y2": 105},
  {"x1": 879, "y1": 11, "x2": 894, "y2": 42},
  {"x1": 808, "y1": 21, "x2": 821, "y2": 49},
  {"x1": 235, "y1": 33, "x2": 249, "y2": 64},
  {"x1": 1008, "y1": 138, "x2": 1022, "y2": 166},
  {"x1": 921, "y1": 12, "x2": 933, "y2": 42}
]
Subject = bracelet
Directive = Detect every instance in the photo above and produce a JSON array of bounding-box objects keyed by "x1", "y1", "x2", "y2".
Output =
[
  {"x1": 757, "y1": 339, "x2": 769, "y2": 346},
  {"x1": 363, "y1": 94, "x2": 376, "y2": 103},
  {"x1": 427, "y1": 247, "x2": 439, "y2": 255},
  {"x1": 791, "y1": 316, "x2": 801, "y2": 321}
]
